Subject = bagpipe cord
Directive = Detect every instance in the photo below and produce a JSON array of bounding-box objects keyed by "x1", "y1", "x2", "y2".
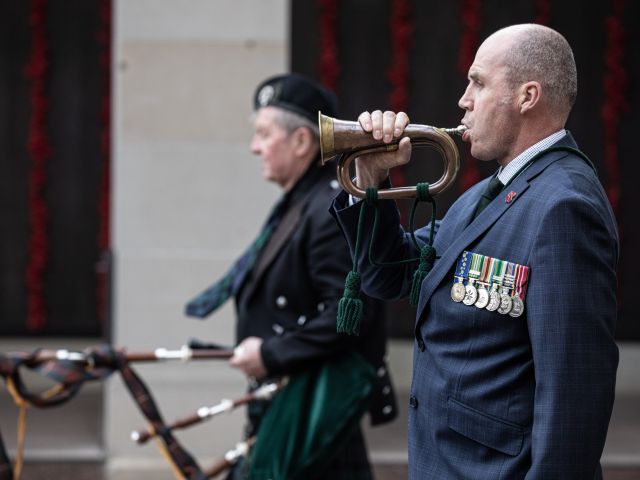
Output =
[{"x1": 4, "y1": 378, "x2": 64, "y2": 480}]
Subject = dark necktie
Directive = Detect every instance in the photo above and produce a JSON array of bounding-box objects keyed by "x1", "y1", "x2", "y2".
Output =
[{"x1": 473, "y1": 175, "x2": 504, "y2": 219}]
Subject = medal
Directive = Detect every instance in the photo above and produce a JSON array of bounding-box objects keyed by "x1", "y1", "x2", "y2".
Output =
[
  {"x1": 497, "y1": 262, "x2": 516, "y2": 314},
  {"x1": 452, "y1": 251, "x2": 530, "y2": 315},
  {"x1": 509, "y1": 296, "x2": 524, "y2": 317},
  {"x1": 474, "y1": 256, "x2": 493, "y2": 309},
  {"x1": 451, "y1": 281, "x2": 466, "y2": 302},
  {"x1": 486, "y1": 286, "x2": 501, "y2": 311},
  {"x1": 498, "y1": 293, "x2": 513, "y2": 314},
  {"x1": 463, "y1": 283, "x2": 478, "y2": 305},
  {"x1": 451, "y1": 251, "x2": 471, "y2": 303},
  {"x1": 509, "y1": 264, "x2": 530, "y2": 318},
  {"x1": 475, "y1": 287, "x2": 489, "y2": 308},
  {"x1": 463, "y1": 253, "x2": 483, "y2": 306},
  {"x1": 486, "y1": 259, "x2": 504, "y2": 312}
]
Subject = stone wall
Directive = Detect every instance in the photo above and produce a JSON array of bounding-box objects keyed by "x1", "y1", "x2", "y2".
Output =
[{"x1": 108, "y1": 0, "x2": 288, "y2": 472}]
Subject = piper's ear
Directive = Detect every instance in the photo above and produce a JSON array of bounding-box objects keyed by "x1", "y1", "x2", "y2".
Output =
[
  {"x1": 291, "y1": 127, "x2": 316, "y2": 157},
  {"x1": 519, "y1": 81, "x2": 541, "y2": 114}
]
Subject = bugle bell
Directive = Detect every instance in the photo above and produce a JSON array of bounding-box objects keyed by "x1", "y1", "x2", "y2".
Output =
[{"x1": 319, "y1": 113, "x2": 465, "y2": 200}]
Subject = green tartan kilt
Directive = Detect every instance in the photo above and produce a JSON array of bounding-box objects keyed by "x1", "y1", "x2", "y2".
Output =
[{"x1": 228, "y1": 352, "x2": 376, "y2": 480}]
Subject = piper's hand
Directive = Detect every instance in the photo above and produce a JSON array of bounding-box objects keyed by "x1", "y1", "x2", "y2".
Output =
[
  {"x1": 229, "y1": 337, "x2": 267, "y2": 380},
  {"x1": 355, "y1": 110, "x2": 412, "y2": 189}
]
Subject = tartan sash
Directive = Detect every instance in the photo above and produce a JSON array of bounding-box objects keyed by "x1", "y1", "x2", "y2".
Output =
[
  {"x1": 184, "y1": 194, "x2": 289, "y2": 319},
  {"x1": 184, "y1": 162, "x2": 324, "y2": 319}
]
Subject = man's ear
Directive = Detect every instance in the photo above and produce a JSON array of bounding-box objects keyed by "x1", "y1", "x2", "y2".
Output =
[
  {"x1": 519, "y1": 81, "x2": 541, "y2": 114},
  {"x1": 291, "y1": 127, "x2": 315, "y2": 157}
]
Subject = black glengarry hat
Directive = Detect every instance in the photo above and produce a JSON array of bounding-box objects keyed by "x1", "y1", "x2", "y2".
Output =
[{"x1": 253, "y1": 73, "x2": 338, "y2": 124}]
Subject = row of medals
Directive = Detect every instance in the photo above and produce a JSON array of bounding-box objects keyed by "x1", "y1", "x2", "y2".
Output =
[{"x1": 450, "y1": 278, "x2": 524, "y2": 317}]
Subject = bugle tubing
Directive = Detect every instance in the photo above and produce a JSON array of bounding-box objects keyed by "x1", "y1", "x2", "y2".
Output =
[{"x1": 319, "y1": 113, "x2": 464, "y2": 200}]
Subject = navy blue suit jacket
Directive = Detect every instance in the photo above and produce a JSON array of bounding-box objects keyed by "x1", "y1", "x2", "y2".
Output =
[{"x1": 332, "y1": 134, "x2": 619, "y2": 479}]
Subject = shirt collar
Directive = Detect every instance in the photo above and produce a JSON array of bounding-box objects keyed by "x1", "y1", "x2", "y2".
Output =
[{"x1": 497, "y1": 129, "x2": 566, "y2": 185}]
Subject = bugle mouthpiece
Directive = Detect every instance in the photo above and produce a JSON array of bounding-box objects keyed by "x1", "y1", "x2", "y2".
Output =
[{"x1": 441, "y1": 125, "x2": 467, "y2": 136}]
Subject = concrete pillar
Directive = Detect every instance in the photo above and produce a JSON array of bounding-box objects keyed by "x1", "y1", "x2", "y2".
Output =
[{"x1": 108, "y1": 0, "x2": 288, "y2": 475}]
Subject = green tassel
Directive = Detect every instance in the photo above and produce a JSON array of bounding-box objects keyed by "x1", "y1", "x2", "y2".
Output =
[
  {"x1": 336, "y1": 188, "x2": 378, "y2": 336},
  {"x1": 409, "y1": 244, "x2": 436, "y2": 306},
  {"x1": 337, "y1": 271, "x2": 364, "y2": 335}
]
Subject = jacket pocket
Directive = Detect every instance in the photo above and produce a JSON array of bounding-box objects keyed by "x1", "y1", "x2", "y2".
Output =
[{"x1": 447, "y1": 397, "x2": 524, "y2": 456}]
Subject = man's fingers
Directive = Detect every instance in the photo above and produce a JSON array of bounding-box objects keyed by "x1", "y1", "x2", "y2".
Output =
[
  {"x1": 361, "y1": 110, "x2": 408, "y2": 142},
  {"x1": 383, "y1": 111, "x2": 398, "y2": 143},
  {"x1": 394, "y1": 112, "x2": 410, "y2": 137},
  {"x1": 233, "y1": 345, "x2": 245, "y2": 357},
  {"x1": 229, "y1": 345, "x2": 245, "y2": 367},
  {"x1": 358, "y1": 111, "x2": 372, "y2": 132},
  {"x1": 397, "y1": 137, "x2": 412, "y2": 164},
  {"x1": 371, "y1": 110, "x2": 383, "y2": 140}
]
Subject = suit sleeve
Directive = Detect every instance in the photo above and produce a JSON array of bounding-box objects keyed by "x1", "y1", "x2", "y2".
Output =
[
  {"x1": 330, "y1": 189, "x2": 424, "y2": 301},
  {"x1": 524, "y1": 193, "x2": 618, "y2": 478},
  {"x1": 260, "y1": 197, "x2": 374, "y2": 375}
]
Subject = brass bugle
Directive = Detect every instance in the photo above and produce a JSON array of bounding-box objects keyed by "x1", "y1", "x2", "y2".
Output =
[{"x1": 319, "y1": 113, "x2": 464, "y2": 200}]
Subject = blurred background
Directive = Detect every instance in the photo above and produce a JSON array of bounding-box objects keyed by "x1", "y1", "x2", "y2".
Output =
[{"x1": 0, "y1": 0, "x2": 638, "y2": 478}]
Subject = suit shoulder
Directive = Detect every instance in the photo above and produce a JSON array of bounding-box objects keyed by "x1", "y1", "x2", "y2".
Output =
[{"x1": 540, "y1": 154, "x2": 606, "y2": 199}]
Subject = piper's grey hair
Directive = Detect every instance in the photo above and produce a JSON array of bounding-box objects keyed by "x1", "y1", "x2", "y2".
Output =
[
  {"x1": 250, "y1": 106, "x2": 320, "y2": 142},
  {"x1": 270, "y1": 108, "x2": 320, "y2": 141},
  {"x1": 502, "y1": 24, "x2": 577, "y2": 117}
]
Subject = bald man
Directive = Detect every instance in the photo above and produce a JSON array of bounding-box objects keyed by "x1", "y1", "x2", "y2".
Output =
[{"x1": 332, "y1": 24, "x2": 618, "y2": 479}]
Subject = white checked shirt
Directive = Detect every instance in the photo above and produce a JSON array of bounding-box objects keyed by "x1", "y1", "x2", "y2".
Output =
[{"x1": 497, "y1": 130, "x2": 566, "y2": 185}]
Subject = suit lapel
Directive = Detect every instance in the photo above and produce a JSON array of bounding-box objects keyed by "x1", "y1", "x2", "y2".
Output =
[{"x1": 415, "y1": 134, "x2": 579, "y2": 322}]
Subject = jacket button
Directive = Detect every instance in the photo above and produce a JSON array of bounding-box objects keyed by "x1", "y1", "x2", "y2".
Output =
[
  {"x1": 275, "y1": 296, "x2": 287, "y2": 308},
  {"x1": 297, "y1": 315, "x2": 306, "y2": 326},
  {"x1": 409, "y1": 395, "x2": 419, "y2": 409},
  {"x1": 416, "y1": 337, "x2": 425, "y2": 352},
  {"x1": 382, "y1": 405, "x2": 393, "y2": 415},
  {"x1": 377, "y1": 366, "x2": 386, "y2": 378},
  {"x1": 272, "y1": 323, "x2": 284, "y2": 335}
]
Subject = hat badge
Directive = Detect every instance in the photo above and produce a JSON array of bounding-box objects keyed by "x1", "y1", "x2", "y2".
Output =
[{"x1": 258, "y1": 85, "x2": 275, "y2": 107}]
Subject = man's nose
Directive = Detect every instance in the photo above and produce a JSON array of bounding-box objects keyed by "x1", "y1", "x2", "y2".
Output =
[
  {"x1": 458, "y1": 87, "x2": 472, "y2": 111},
  {"x1": 250, "y1": 137, "x2": 260, "y2": 154}
]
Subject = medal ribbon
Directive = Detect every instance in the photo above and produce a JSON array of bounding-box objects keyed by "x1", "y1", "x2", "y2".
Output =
[
  {"x1": 513, "y1": 264, "x2": 530, "y2": 300},
  {"x1": 491, "y1": 259, "x2": 505, "y2": 289},
  {"x1": 468, "y1": 253, "x2": 484, "y2": 282},
  {"x1": 454, "y1": 251, "x2": 472, "y2": 284},
  {"x1": 478, "y1": 256, "x2": 493, "y2": 287},
  {"x1": 503, "y1": 261, "x2": 516, "y2": 291}
]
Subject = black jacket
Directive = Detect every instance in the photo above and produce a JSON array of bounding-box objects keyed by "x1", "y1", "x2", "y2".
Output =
[{"x1": 235, "y1": 161, "x2": 396, "y2": 426}]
